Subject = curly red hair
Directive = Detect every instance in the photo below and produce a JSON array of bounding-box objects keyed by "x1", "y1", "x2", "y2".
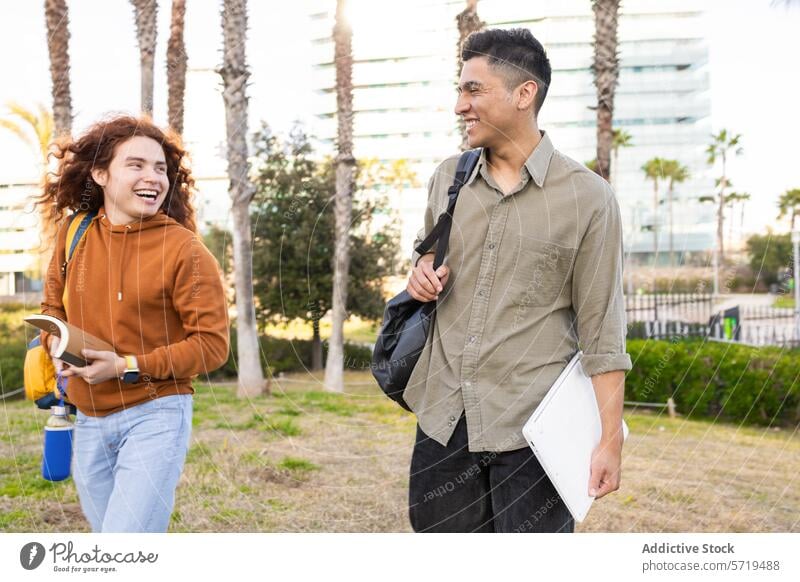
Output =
[{"x1": 37, "y1": 115, "x2": 197, "y2": 232}]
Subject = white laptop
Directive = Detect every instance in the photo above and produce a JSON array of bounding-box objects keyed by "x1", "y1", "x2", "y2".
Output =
[{"x1": 521, "y1": 350, "x2": 629, "y2": 523}]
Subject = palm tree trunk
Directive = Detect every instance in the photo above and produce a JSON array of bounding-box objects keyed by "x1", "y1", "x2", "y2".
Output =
[
  {"x1": 312, "y1": 317, "x2": 323, "y2": 371},
  {"x1": 739, "y1": 202, "x2": 745, "y2": 241},
  {"x1": 592, "y1": 0, "x2": 620, "y2": 179},
  {"x1": 43, "y1": 0, "x2": 71, "y2": 278},
  {"x1": 456, "y1": 0, "x2": 483, "y2": 151},
  {"x1": 728, "y1": 202, "x2": 735, "y2": 252},
  {"x1": 44, "y1": 0, "x2": 72, "y2": 137},
  {"x1": 131, "y1": 0, "x2": 157, "y2": 116},
  {"x1": 668, "y1": 184, "x2": 674, "y2": 267},
  {"x1": 220, "y1": 0, "x2": 266, "y2": 398},
  {"x1": 167, "y1": 0, "x2": 187, "y2": 134},
  {"x1": 653, "y1": 180, "x2": 659, "y2": 267},
  {"x1": 716, "y1": 195, "x2": 725, "y2": 267},
  {"x1": 324, "y1": 0, "x2": 355, "y2": 393},
  {"x1": 718, "y1": 155, "x2": 727, "y2": 264},
  {"x1": 611, "y1": 146, "x2": 619, "y2": 191}
]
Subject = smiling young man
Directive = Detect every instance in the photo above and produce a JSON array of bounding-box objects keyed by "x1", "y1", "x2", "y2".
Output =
[
  {"x1": 403, "y1": 29, "x2": 632, "y2": 533},
  {"x1": 39, "y1": 116, "x2": 229, "y2": 532}
]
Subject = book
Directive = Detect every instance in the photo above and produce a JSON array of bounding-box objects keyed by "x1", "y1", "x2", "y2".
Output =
[
  {"x1": 24, "y1": 314, "x2": 116, "y2": 368},
  {"x1": 521, "y1": 350, "x2": 629, "y2": 522}
]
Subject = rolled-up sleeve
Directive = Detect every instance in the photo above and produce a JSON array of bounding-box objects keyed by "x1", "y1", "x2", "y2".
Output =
[{"x1": 571, "y1": 184, "x2": 632, "y2": 376}]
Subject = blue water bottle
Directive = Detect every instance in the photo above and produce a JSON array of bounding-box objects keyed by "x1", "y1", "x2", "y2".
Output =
[{"x1": 42, "y1": 374, "x2": 73, "y2": 482}]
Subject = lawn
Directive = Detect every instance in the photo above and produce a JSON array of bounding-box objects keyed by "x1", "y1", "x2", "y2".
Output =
[
  {"x1": 1, "y1": 371, "x2": 798, "y2": 532},
  {"x1": 263, "y1": 315, "x2": 379, "y2": 344}
]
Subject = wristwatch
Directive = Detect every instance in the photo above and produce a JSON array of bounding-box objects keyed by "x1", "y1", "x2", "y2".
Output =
[{"x1": 120, "y1": 355, "x2": 140, "y2": 383}]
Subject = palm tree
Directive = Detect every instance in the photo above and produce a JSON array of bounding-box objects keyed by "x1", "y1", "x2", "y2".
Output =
[
  {"x1": 456, "y1": 0, "x2": 484, "y2": 151},
  {"x1": 44, "y1": 0, "x2": 72, "y2": 137},
  {"x1": 1, "y1": 102, "x2": 57, "y2": 278},
  {"x1": 324, "y1": 0, "x2": 355, "y2": 393},
  {"x1": 661, "y1": 159, "x2": 689, "y2": 267},
  {"x1": 706, "y1": 129, "x2": 743, "y2": 265},
  {"x1": 777, "y1": 188, "x2": 800, "y2": 231},
  {"x1": 725, "y1": 191, "x2": 750, "y2": 251},
  {"x1": 591, "y1": 0, "x2": 621, "y2": 180},
  {"x1": 130, "y1": 0, "x2": 158, "y2": 116},
  {"x1": 219, "y1": 0, "x2": 266, "y2": 398},
  {"x1": 641, "y1": 157, "x2": 667, "y2": 266},
  {"x1": 610, "y1": 127, "x2": 632, "y2": 191},
  {"x1": 166, "y1": 0, "x2": 187, "y2": 134},
  {"x1": 0, "y1": 102, "x2": 53, "y2": 165}
]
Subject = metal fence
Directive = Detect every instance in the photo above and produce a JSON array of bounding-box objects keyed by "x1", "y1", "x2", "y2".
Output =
[
  {"x1": 625, "y1": 293, "x2": 800, "y2": 348},
  {"x1": 625, "y1": 293, "x2": 713, "y2": 324}
]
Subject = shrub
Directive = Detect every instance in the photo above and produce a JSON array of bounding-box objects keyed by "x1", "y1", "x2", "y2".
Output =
[
  {"x1": 214, "y1": 331, "x2": 373, "y2": 378},
  {"x1": 626, "y1": 339, "x2": 800, "y2": 427}
]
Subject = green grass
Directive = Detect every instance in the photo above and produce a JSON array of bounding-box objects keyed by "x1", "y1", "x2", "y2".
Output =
[
  {"x1": 0, "y1": 509, "x2": 30, "y2": 529},
  {"x1": 185, "y1": 442, "x2": 213, "y2": 463},
  {"x1": 278, "y1": 457, "x2": 319, "y2": 473},
  {"x1": 2, "y1": 369, "x2": 799, "y2": 533},
  {"x1": 275, "y1": 406, "x2": 302, "y2": 417},
  {"x1": 261, "y1": 417, "x2": 301, "y2": 437},
  {"x1": 0, "y1": 466, "x2": 67, "y2": 499},
  {"x1": 263, "y1": 316, "x2": 378, "y2": 344},
  {"x1": 624, "y1": 410, "x2": 797, "y2": 443}
]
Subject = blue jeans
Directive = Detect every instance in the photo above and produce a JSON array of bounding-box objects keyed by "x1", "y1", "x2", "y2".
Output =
[{"x1": 72, "y1": 394, "x2": 193, "y2": 533}]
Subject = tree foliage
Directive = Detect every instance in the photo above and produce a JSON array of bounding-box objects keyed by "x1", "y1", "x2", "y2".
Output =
[
  {"x1": 250, "y1": 124, "x2": 404, "y2": 334},
  {"x1": 746, "y1": 231, "x2": 792, "y2": 287}
]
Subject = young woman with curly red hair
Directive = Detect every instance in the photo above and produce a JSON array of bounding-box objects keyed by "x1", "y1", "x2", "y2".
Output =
[{"x1": 37, "y1": 115, "x2": 230, "y2": 533}]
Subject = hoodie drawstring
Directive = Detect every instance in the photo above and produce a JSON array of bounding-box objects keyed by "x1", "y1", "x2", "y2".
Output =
[{"x1": 118, "y1": 225, "x2": 130, "y2": 301}]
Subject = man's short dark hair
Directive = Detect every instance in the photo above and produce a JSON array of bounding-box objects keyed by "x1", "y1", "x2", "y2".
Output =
[{"x1": 461, "y1": 28, "x2": 552, "y2": 114}]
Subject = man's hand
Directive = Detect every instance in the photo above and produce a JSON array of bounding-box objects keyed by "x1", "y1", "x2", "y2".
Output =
[
  {"x1": 588, "y1": 433, "x2": 622, "y2": 499},
  {"x1": 60, "y1": 349, "x2": 127, "y2": 385},
  {"x1": 407, "y1": 253, "x2": 449, "y2": 302}
]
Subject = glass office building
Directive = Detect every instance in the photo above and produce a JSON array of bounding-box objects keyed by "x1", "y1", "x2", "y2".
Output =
[{"x1": 308, "y1": 0, "x2": 715, "y2": 266}]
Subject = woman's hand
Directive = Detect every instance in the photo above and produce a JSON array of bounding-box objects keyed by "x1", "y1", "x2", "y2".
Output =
[
  {"x1": 47, "y1": 336, "x2": 66, "y2": 374},
  {"x1": 60, "y1": 349, "x2": 127, "y2": 385}
]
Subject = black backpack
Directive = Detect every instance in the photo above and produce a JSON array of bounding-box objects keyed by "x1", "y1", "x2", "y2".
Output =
[{"x1": 371, "y1": 149, "x2": 481, "y2": 410}]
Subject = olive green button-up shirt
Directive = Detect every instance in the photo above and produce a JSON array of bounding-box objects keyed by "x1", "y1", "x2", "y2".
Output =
[{"x1": 405, "y1": 131, "x2": 632, "y2": 453}]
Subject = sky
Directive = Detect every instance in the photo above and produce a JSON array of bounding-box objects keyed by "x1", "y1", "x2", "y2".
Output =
[{"x1": 0, "y1": 0, "x2": 798, "y2": 235}]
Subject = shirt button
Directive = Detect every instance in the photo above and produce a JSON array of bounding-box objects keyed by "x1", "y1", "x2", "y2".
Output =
[
  {"x1": 468, "y1": 335, "x2": 476, "y2": 343},
  {"x1": 478, "y1": 290, "x2": 485, "y2": 297},
  {"x1": 488, "y1": 243, "x2": 496, "y2": 249},
  {"x1": 449, "y1": 415, "x2": 456, "y2": 422},
  {"x1": 464, "y1": 381, "x2": 472, "y2": 388}
]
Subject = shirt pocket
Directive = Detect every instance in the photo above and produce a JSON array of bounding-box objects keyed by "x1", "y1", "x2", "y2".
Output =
[{"x1": 509, "y1": 236, "x2": 576, "y2": 307}]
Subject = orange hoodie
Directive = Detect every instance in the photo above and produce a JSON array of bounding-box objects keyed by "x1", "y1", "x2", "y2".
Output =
[{"x1": 40, "y1": 206, "x2": 230, "y2": 416}]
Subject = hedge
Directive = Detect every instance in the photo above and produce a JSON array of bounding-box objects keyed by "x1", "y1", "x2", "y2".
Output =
[
  {"x1": 3, "y1": 325, "x2": 798, "y2": 428},
  {"x1": 0, "y1": 329, "x2": 373, "y2": 399},
  {"x1": 213, "y1": 332, "x2": 374, "y2": 378},
  {"x1": 626, "y1": 338, "x2": 800, "y2": 427}
]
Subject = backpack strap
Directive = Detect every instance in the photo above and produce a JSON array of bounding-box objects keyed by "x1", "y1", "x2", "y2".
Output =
[
  {"x1": 65, "y1": 210, "x2": 97, "y2": 261},
  {"x1": 61, "y1": 210, "x2": 97, "y2": 310},
  {"x1": 414, "y1": 148, "x2": 481, "y2": 270}
]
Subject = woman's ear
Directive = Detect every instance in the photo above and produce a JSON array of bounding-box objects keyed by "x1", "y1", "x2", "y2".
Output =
[{"x1": 90, "y1": 168, "x2": 107, "y2": 187}]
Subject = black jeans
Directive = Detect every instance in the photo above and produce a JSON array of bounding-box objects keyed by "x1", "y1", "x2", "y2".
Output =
[{"x1": 409, "y1": 415, "x2": 575, "y2": 533}]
